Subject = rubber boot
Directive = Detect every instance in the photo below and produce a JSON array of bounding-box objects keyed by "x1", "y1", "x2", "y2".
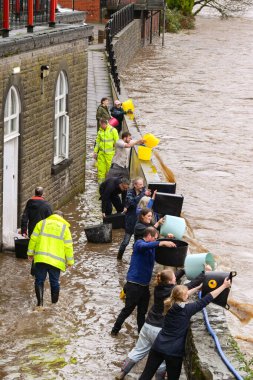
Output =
[
  {"x1": 115, "y1": 358, "x2": 136, "y2": 380},
  {"x1": 35, "y1": 284, "x2": 44, "y2": 306},
  {"x1": 117, "y1": 249, "x2": 124, "y2": 260},
  {"x1": 155, "y1": 370, "x2": 166, "y2": 380},
  {"x1": 51, "y1": 289, "x2": 60, "y2": 304}
]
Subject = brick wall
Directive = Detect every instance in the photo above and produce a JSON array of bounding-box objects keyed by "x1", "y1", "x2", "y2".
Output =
[
  {"x1": 59, "y1": 0, "x2": 100, "y2": 22},
  {"x1": 0, "y1": 27, "x2": 91, "y2": 242}
]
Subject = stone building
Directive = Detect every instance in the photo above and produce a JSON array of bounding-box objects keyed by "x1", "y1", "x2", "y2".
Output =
[{"x1": 0, "y1": 15, "x2": 93, "y2": 248}]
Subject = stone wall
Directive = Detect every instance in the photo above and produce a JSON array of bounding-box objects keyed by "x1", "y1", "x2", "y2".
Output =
[{"x1": 0, "y1": 25, "x2": 93, "y2": 246}]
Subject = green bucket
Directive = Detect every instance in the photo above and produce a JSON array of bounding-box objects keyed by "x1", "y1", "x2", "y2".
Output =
[{"x1": 184, "y1": 253, "x2": 215, "y2": 280}]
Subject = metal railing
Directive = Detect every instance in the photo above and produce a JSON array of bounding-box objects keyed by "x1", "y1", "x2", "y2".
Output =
[
  {"x1": 105, "y1": 4, "x2": 134, "y2": 93},
  {"x1": 0, "y1": 0, "x2": 50, "y2": 30}
]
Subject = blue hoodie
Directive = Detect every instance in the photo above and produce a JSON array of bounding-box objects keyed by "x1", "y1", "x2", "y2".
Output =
[{"x1": 126, "y1": 239, "x2": 160, "y2": 286}]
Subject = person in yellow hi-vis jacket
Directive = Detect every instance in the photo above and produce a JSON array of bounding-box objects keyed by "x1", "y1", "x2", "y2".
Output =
[
  {"x1": 27, "y1": 210, "x2": 74, "y2": 309},
  {"x1": 93, "y1": 118, "x2": 119, "y2": 184}
]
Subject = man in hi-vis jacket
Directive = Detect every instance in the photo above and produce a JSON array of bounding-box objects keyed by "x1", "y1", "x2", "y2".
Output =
[{"x1": 27, "y1": 210, "x2": 74, "y2": 309}]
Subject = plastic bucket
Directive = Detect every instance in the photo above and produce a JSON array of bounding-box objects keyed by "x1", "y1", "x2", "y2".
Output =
[
  {"x1": 160, "y1": 215, "x2": 186, "y2": 240},
  {"x1": 84, "y1": 223, "x2": 112, "y2": 243},
  {"x1": 103, "y1": 213, "x2": 125, "y2": 229},
  {"x1": 202, "y1": 271, "x2": 237, "y2": 309},
  {"x1": 108, "y1": 117, "x2": 119, "y2": 127},
  {"x1": 155, "y1": 239, "x2": 188, "y2": 267},
  {"x1": 14, "y1": 237, "x2": 29, "y2": 259},
  {"x1": 122, "y1": 99, "x2": 134, "y2": 113},
  {"x1": 143, "y1": 133, "x2": 160, "y2": 148},
  {"x1": 184, "y1": 253, "x2": 215, "y2": 280},
  {"x1": 138, "y1": 146, "x2": 152, "y2": 161}
]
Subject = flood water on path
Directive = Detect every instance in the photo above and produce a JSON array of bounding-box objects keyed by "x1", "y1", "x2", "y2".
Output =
[{"x1": 121, "y1": 16, "x2": 253, "y2": 356}]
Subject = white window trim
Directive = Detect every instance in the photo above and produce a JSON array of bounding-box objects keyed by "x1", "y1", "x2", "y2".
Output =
[
  {"x1": 54, "y1": 71, "x2": 69, "y2": 165},
  {"x1": 4, "y1": 86, "x2": 20, "y2": 143}
]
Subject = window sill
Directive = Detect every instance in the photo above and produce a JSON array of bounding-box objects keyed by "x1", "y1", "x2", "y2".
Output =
[{"x1": 51, "y1": 158, "x2": 73, "y2": 175}]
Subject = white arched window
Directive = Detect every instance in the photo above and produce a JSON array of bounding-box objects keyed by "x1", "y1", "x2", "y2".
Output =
[
  {"x1": 4, "y1": 86, "x2": 20, "y2": 141},
  {"x1": 54, "y1": 71, "x2": 69, "y2": 164}
]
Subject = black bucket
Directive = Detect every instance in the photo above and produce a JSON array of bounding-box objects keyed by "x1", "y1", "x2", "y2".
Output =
[
  {"x1": 153, "y1": 193, "x2": 184, "y2": 216},
  {"x1": 148, "y1": 182, "x2": 176, "y2": 195},
  {"x1": 84, "y1": 223, "x2": 112, "y2": 243},
  {"x1": 201, "y1": 271, "x2": 237, "y2": 309},
  {"x1": 14, "y1": 237, "x2": 29, "y2": 259},
  {"x1": 103, "y1": 213, "x2": 125, "y2": 229},
  {"x1": 155, "y1": 238, "x2": 188, "y2": 267}
]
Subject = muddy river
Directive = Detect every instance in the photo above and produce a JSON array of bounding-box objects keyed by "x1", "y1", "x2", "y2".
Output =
[{"x1": 122, "y1": 15, "x2": 253, "y2": 357}]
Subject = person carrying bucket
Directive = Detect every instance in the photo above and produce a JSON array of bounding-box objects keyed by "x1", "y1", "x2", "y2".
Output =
[
  {"x1": 110, "y1": 100, "x2": 127, "y2": 135},
  {"x1": 115, "y1": 265, "x2": 212, "y2": 380},
  {"x1": 93, "y1": 118, "x2": 119, "y2": 184},
  {"x1": 139, "y1": 277, "x2": 231, "y2": 380}
]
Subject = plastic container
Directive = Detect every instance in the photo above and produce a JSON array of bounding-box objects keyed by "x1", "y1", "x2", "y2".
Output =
[
  {"x1": 84, "y1": 223, "x2": 112, "y2": 243},
  {"x1": 143, "y1": 133, "x2": 160, "y2": 148},
  {"x1": 160, "y1": 215, "x2": 186, "y2": 240},
  {"x1": 155, "y1": 239, "x2": 188, "y2": 267},
  {"x1": 138, "y1": 146, "x2": 152, "y2": 161},
  {"x1": 122, "y1": 99, "x2": 134, "y2": 113},
  {"x1": 14, "y1": 237, "x2": 29, "y2": 259},
  {"x1": 153, "y1": 192, "x2": 184, "y2": 216},
  {"x1": 201, "y1": 271, "x2": 237, "y2": 309},
  {"x1": 103, "y1": 213, "x2": 125, "y2": 229},
  {"x1": 148, "y1": 182, "x2": 176, "y2": 195},
  {"x1": 108, "y1": 117, "x2": 119, "y2": 127},
  {"x1": 184, "y1": 253, "x2": 215, "y2": 280}
]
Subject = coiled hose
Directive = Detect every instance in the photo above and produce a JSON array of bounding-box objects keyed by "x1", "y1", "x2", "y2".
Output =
[{"x1": 199, "y1": 292, "x2": 244, "y2": 380}]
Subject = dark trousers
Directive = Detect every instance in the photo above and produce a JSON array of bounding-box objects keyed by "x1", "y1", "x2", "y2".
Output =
[
  {"x1": 35, "y1": 263, "x2": 61, "y2": 293},
  {"x1": 139, "y1": 349, "x2": 183, "y2": 380},
  {"x1": 113, "y1": 282, "x2": 150, "y2": 333},
  {"x1": 105, "y1": 194, "x2": 124, "y2": 215},
  {"x1": 118, "y1": 232, "x2": 132, "y2": 255}
]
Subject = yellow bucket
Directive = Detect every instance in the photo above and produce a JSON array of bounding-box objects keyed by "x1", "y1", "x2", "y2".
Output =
[
  {"x1": 122, "y1": 99, "x2": 135, "y2": 113},
  {"x1": 138, "y1": 146, "x2": 152, "y2": 161},
  {"x1": 143, "y1": 133, "x2": 160, "y2": 148}
]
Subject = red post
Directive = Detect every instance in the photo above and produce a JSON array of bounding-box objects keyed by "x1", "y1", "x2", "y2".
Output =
[
  {"x1": 49, "y1": 0, "x2": 56, "y2": 27},
  {"x1": 35, "y1": 0, "x2": 40, "y2": 13},
  {"x1": 2, "y1": 0, "x2": 10, "y2": 37},
  {"x1": 27, "y1": 0, "x2": 34, "y2": 32}
]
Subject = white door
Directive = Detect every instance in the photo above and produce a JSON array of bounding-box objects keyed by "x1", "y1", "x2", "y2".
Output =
[{"x1": 2, "y1": 137, "x2": 19, "y2": 248}]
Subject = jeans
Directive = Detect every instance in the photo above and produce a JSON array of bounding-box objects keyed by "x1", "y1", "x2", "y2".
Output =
[
  {"x1": 139, "y1": 349, "x2": 183, "y2": 380},
  {"x1": 128, "y1": 323, "x2": 166, "y2": 374},
  {"x1": 118, "y1": 232, "x2": 132, "y2": 255},
  {"x1": 35, "y1": 263, "x2": 61, "y2": 293},
  {"x1": 113, "y1": 282, "x2": 150, "y2": 333}
]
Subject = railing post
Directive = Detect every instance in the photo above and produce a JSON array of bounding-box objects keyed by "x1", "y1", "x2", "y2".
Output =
[
  {"x1": 27, "y1": 0, "x2": 34, "y2": 32},
  {"x1": 49, "y1": 0, "x2": 56, "y2": 27},
  {"x1": 2, "y1": 0, "x2": 10, "y2": 37}
]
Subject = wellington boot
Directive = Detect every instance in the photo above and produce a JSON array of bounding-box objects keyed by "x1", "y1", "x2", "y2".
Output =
[
  {"x1": 35, "y1": 284, "x2": 44, "y2": 307},
  {"x1": 51, "y1": 289, "x2": 60, "y2": 304}
]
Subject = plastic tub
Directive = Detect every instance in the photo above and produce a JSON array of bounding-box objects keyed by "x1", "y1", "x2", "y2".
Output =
[
  {"x1": 184, "y1": 253, "x2": 215, "y2": 280},
  {"x1": 155, "y1": 238, "x2": 188, "y2": 267},
  {"x1": 108, "y1": 117, "x2": 119, "y2": 127},
  {"x1": 143, "y1": 133, "x2": 160, "y2": 148},
  {"x1": 201, "y1": 271, "x2": 237, "y2": 309},
  {"x1": 14, "y1": 237, "x2": 29, "y2": 259},
  {"x1": 103, "y1": 213, "x2": 125, "y2": 229},
  {"x1": 138, "y1": 146, "x2": 152, "y2": 161},
  {"x1": 84, "y1": 223, "x2": 112, "y2": 243},
  {"x1": 122, "y1": 99, "x2": 134, "y2": 113},
  {"x1": 160, "y1": 215, "x2": 186, "y2": 240}
]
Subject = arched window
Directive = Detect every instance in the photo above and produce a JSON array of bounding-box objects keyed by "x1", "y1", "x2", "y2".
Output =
[
  {"x1": 54, "y1": 71, "x2": 69, "y2": 164},
  {"x1": 4, "y1": 86, "x2": 20, "y2": 141}
]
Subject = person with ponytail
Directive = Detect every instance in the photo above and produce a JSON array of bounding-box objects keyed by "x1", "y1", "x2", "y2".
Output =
[
  {"x1": 138, "y1": 277, "x2": 231, "y2": 380},
  {"x1": 115, "y1": 266, "x2": 211, "y2": 380}
]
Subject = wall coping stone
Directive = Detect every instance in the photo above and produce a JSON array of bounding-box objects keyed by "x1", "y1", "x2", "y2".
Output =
[{"x1": 0, "y1": 24, "x2": 94, "y2": 57}]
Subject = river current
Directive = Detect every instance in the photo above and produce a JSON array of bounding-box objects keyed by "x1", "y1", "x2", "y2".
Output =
[{"x1": 121, "y1": 15, "x2": 253, "y2": 356}]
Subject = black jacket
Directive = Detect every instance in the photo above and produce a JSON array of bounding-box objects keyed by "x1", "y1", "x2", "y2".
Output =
[
  {"x1": 146, "y1": 270, "x2": 206, "y2": 328},
  {"x1": 99, "y1": 177, "x2": 126, "y2": 214},
  {"x1": 21, "y1": 197, "x2": 53, "y2": 236}
]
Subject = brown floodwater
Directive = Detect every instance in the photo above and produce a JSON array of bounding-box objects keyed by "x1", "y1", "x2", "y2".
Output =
[{"x1": 121, "y1": 15, "x2": 253, "y2": 357}]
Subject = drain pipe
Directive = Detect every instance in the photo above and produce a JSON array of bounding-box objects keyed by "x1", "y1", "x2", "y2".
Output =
[{"x1": 199, "y1": 292, "x2": 244, "y2": 380}]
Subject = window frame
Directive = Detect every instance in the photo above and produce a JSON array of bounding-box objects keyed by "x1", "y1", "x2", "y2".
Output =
[{"x1": 4, "y1": 86, "x2": 21, "y2": 143}]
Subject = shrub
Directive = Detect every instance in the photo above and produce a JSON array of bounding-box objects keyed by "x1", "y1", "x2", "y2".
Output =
[
  {"x1": 167, "y1": 0, "x2": 194, "y2": 15},
  {"x1": 165, "y1": 9, "x2": 195, "y2": 33}
]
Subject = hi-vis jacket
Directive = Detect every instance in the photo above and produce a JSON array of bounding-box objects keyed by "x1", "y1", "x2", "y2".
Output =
[
  {"x1": 94, "y1": 124, "x2": 119, "y2": 155},
  {"x1": 27, "y1": 214, "x2": 74, "y2": 271}
]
